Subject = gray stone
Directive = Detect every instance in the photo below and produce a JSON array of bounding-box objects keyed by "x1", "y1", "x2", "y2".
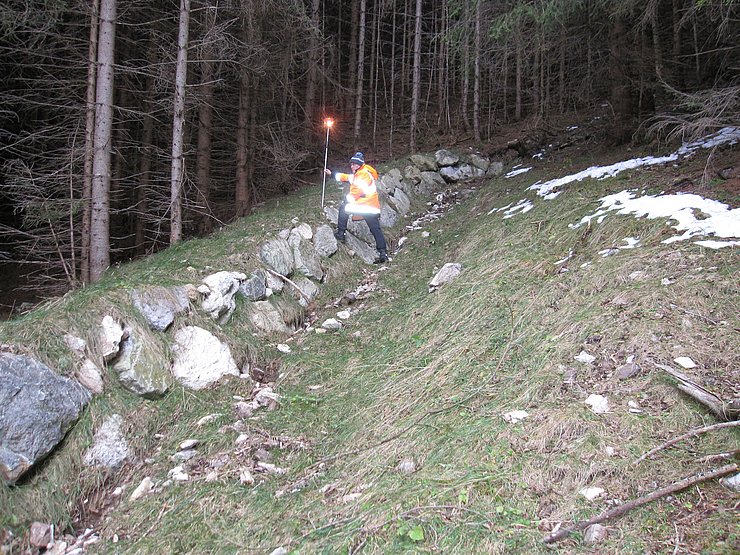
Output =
[
  {"x1": 77, "y1": 359, "x2": 104, "y2": 394},
  {"x1": 0, "y1": 353, "x2": 91, "y2": 484},
  {"x1": 403, "y1": 165, "x2": 422, "y2": 184},
  {"x1": 439, "y1": 163, "x2": 485, "y2": 182},
  {"x1": 378, "y1": 173, "x2": 401, "y2": 196},
  {"x1": 100, "y1": 315, "x2": 125, "y2": 363},
  {"x1": 198, "y1": 271, "x2": 245, "y2": 324},
  {"x1": 265, "y1": 270, "x2": 284, "y2": 293},
  {"x1": 83, "y1": 414, "x2": 131, "y2": 470},
  {"x1": 130, "y1": 286, "x2": 190, "y2": 332},
  {"x1": 249, "y1": 301, "x2": 292, "y2": 335},
  {"x1": 615, "y1": 362, "x2": 641, "y2": 380},
  {"x1": 380, "y1": 202, "x2": 399, "y2": 229},
  {"x1": 429, "y1": 263, "x2": 463, "y2": 291},
  {"x1": 410, "y1": 153, "x2": 437, "y2": 171},
  {"x1": 293, "y1": 237, "x2": 324, "y2": 280},
  {"x1": 291, "y1": 277, "x2": 321, "y2": 307},
  {"x1": 720, "y1": 472, "x2": 740, "y2": 492},
  {"x1": 260, "y1": 238, "x2": 294, "y2": 277},
  {"x1": 435, "y1": 149, "x2": 459, "y2": 166},
  {"x1": 313, "y1": 224, "x2": 338, "y2": 258},
  {"x1": 388, "y1": 187, "x2": 411, "y2": 215},
  {"x1": 111, "y1": 328, "x2": 171, "y2": 399},
  {"x1": 345, "y1": 233, "x2": 380, "y2": 265},
  {"x1": 487, "y1": 161, "x2": 505, "y2": 177},
  {"x1": 238, "y1": 271, "x2": 267, "y2": 301},
  {"x1": 321, "y1": 318, "x2": 342, "y2": 331},
  {"x1": 417, "y1": 171, "x2": 446, "y2": 195},
  {"x1": 583, "y1": 523, "x2": 608, "y2": 544},
  {"x1": 467, "y1": 153, "x2": 491, "y2": 172},
  {"x1": 171, "y1": 326, "x2": 241, "y2": 390}
]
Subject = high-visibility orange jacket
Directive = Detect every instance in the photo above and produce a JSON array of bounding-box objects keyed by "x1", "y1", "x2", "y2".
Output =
[{"x1": 334, "y1": 163, "x2": 380, "y2": 215}]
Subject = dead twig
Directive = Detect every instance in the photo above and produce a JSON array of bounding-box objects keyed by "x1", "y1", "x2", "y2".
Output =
[
  {"x1": 543, "y1": 463, "x2": 738, "y2": 544},
  {"x1": 634, "y1": 421, "x2": 740, "y2": 465},
  {"x1": 655, "y1": 362, "x2": 740, "y2": 421},
  {"x1": 697, "y1": 449, "x2": 740, "y2": 464}
]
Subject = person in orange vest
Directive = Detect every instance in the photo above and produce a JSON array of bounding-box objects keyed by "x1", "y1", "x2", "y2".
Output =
[{"x1": 325, "y1": 151, "x2": 388, "y2": 263}]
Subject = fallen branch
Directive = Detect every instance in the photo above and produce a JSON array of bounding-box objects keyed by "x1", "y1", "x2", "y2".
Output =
[
  {"x1": 655, "y1": 362, "x2": 740, "y2": 421},
  {"x1": 264, "y1": 268, "x2": 311, "y2": 304},
  {"x1": 543, "y1": 463, "x2": 738, "y2": 544},
  {"x1": 697, "y1": 449, "x2": 740, "y2": 464},
  {"x1": 634, "y1": 420, "x2": 740, "y2": 465}
]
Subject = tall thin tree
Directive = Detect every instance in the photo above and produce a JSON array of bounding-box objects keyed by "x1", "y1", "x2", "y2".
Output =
[
  {"x1": 409, "y1": 0, "x2": 422, "y2": 151},
  {"x1": 170, "y1": 0, "x2": 190, "y2": 245}
]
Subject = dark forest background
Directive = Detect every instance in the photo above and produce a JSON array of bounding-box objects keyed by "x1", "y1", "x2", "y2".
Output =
[{"x1": 0, "y1": 0, "x2": 737, "y2": 294}]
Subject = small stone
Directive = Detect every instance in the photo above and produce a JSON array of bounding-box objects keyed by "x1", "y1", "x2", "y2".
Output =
[
  {"x1": 585, "y1": 394, "x2": 609, "y2": 414},
  {"x1": 256, "y1": 462, "x2": 286, "y2": 475},
  {"x1": 719, "y1": 472, "x2": 740, "y2": 492},
  {"x1": 197, "y1": 413, "x2": 222, "y2": 426},
  {"x1": 277, "y1": 344, "x2": 291, "y2": 353},
  {"x1": 321, "y1": 318, "x2": 343, "y2": 331},
  {"x1": 235, "y1": 401, "x2": 254, "y2": 419},
  {"x1": 579, "y1": 487, "x2": 605, "y2": 501},
  {"x1": 337, "y1": 310, "x2": 351, "y2": 320},
  {"x1": 170, "y1": 449, "x2": 197, "y2": 463},
  {"x1": 397, "y1": 458, "x2": 416, "y2": 474},
  {"x1": 674, "y1": 356, "x2": 696, "y2": 369},
  {"x1": 268, "y1": 548, "x2": 289, "y2": 555},
  {"x1": 46, "y1": 541, "x2": 68, "y2": 555},
  {"x1": 615, "y1": 362, "x2": 640, "y2": 380},
  {"x1": 503, "y1": 410, "x2": 529, "y2": 423},
  {"x1": 235, "y1": 433, "x2": 250, "y2": 446},
  {"x1": 205, "y1": 470, "x2": 219, "y2": 482},
  {"x1": 584, "y1": 523, "x2": 608, "y2": 543},
  {"x1": 29, "y1": 522, "x2": 51, "y2": 547},
  {"x1": 575, "y1": 351, "x2": 596, "y2": 364},
  {"x1": 130, "y1": 477, "x2": 154, "y2": 500},
  {"x1": 604, "y1": 446, "x2": 616, "y2": 457},
  {"x1": 661, "y1": 278, "x2": 674, "y2": 286},
  {"x1": 179, "y1": 439, "x2": 199, "y2": 450},
  {"x1": 254, "y1": 448, "x2": 271, "y2": 462},
  {"x1": 168, "y1": 465, "x2": 189, "y2": 481},
  {"x1": 239, "y1": 469, "x2": 255, "y2": 485}
]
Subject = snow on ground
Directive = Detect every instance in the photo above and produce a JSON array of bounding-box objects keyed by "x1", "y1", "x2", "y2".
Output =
[
  {"x1": 571, "y1": 191, "x2": 740, "y2": 248},
  {"x1": 505, "y1": 166, "x2": 532, "y2": 178},
  {"x1": 490, "y1": 127, "x2": 740, "y2": 248}
]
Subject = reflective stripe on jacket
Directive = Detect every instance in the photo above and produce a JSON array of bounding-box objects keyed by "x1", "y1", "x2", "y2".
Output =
[{"x1": 334, "y1": 163, "x2": 380, "y2": 215}]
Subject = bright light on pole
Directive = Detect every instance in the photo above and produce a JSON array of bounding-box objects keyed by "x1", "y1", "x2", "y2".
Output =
[{"x1": 321, "y1": 118, "x2": 334, "y2": 207}]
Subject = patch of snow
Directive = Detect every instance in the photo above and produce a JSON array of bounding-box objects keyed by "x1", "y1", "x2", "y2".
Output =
[
  {"x1": 585, "y1": 394, "x2": 609, "y2": 414},
  {"x1": 503, "y1": 199, "x2": 534, "y2": 219},
  {"x1": 505, "y1": 167, "x2": 532, "y2": 178},
  {"x1": 503, "y1": 410, "x2": 529, "y2": 423},
  {"x1": 575, "y1": 351, "x2": 596, "y2": 364},
  {"x1": 695, "y1": 239, "x2": 739, "y2": 249}
]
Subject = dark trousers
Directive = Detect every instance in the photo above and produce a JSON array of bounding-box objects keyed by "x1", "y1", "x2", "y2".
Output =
[{"x1": 338, "y1": 202, "x2": 387, "y2": 251}]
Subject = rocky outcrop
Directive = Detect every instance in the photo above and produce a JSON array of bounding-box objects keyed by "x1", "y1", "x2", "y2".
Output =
[
  {"x1": 131, "y1": 286, "x2": 190, "y2": 331},
  {"x1": 0, "y1": 353, "x2": 91, "y2": 484},
  {"x1": 171, "y1": 326, "x2": 242, "y2": 390}
]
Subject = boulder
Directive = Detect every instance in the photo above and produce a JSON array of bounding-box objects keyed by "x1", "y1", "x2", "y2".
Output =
[
  {"x1": 83, "y1": 414, "x2": 131, "y2": 470},
  {"x1": 403, "y1": 165, "x2": 422, "y2": 184},
  {"x1": 111, "y1": 327, "x2": 171, "y2": 399},
  {"x1": 249, "y1": 301, "x2": 293, "y2": 335},
  {"x1": 380, "y1": 202, "x2": 400, "y2": 229},
  {"x1": 239, "y1": 270, "x2": 268, "y2": 301},
  {"x1": 410, "y1": 153, "x2": 437, "y2": 171},
  {"x1": 197, "y1": 271, "x2": 245, "y2": 324},
  {"x1": 435, "y1": 149, "x2": 459, "y2": 166},
  {"x1": 293, "y1": 237, "x2": 324, "y2": 280},
  {"x1": 130, "y1": 286, "x2": 190, "y2": 332},
  {"x1": 417, "y1": 171, "x2": 446, "y2": 195},
  {"x1": 313, "y1": 224, "x2": 338, "y2": 258},
  {"x1": 260, "y1": 238, "x2": 294, "y2": 277},
  {"x1": 290, "y1": 277, "x2": 321, "y2": 307},
  {"x1": 467, "y1": 153, "x2": 491, "y2": 172},
  {"x1": 0, "y1": 353, "x2": 91, "y2": 484},
  {"x1": 345, "y1": 233, "x2": 380, "y2": 265},
  {"x1": 439, "y1": 163, "x2": 485, "y2": 182},
  {"x1": 487, "y1": 161, "x2": 505, "y2": 177},
  {"x1": 388, "y1": 187, "x2": 411, "y2": 215},
  {"x1": 171, "y1": 326, "x2": 240, "y2": 390},
  {"x1": 378, "y1": 173, "x2": 401, "y2": 196}
]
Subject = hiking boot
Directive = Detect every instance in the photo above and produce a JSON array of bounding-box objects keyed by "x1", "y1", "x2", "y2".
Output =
[
  {"x1": 373, "y1": 249, "x2": 388, "y2": 264},
  {"x1": 334, "y1": 230, "x2": 346, "y2": 243}
]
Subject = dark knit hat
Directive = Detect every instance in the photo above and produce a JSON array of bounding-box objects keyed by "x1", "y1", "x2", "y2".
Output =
[{"x1": 349, "y1": 152, "x2": 365, "y2": 165}]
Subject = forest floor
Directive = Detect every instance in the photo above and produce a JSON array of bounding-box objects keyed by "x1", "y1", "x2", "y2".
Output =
[{"x1": 1, "y1": 112, "x2": 738, "y2": 554}]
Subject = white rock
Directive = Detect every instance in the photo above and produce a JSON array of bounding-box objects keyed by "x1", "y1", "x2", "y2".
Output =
[
  {"x1": 674, "y1": 356, "x2": 696, "y2": 369},
  {"x1": 205, "y1": 470, "x2": 219, "y2": 482},
  {"x1": 397, "y1": 458, "x2": 417, "y2": 474},
  {"x1": 100, "y1": 315, "x2": 124, "y2": 362},
  {"x1": 254, "y1": 387, "x2": 280, "y2": 407},
  {"x1": 421, "y1": 231, "x2": 431, "y2": 238},
  {"x1": 235, "y1": 433, "x2": 250, "y2": 446},
  {"x1": 579, "y1": 487, "x2": 605, "y2": 501},
  {"x1": 585, "y1": 394, "x2": 609, "y2": 414},
  {"x1": 341, "y1": 493, "x2": 363, "y2": 503},
  {"x1": 239, "y1": 469, "x2": 255, "y2": 485},
  {"x1": 503, "y1": 410, "x2": 529, "y2": 423},
  {"x1": 268, "y1": 548, "x2": 289, "y2": 555},
  {"x1": 337, "y1": 310, "x2": 351, "y2": 320},
  {"x1": 277, "y1": 344, "x2": 292, "y2": 353},
  {"x1": 428, "y1": 262, "x2": 463, "y2": 291},
  {"x1": 179, "y1": 439, "x2": 199, "y2": 450},
  {"x1": 604, "y1": 446, "x2": 616, "y2": 457},
  {"x1": 171, "y1": 326, "x2": 240, "y2": 390},
  {"x1": 129, "y1": 477, "x2": 154, "y2": 500},
  {"x1": 719, "y1": 472, "x2": 740, "y2": 492},
  {"x1": 168, "y1": 466, "x2": 189, "y2": 481},
  {"x1": 584, "y1": 523, "x2": 608, "y2": 543},
  {"x1": 64, "y1": 334, "x2": 87, "y2": 356},
  {"x1": 575, "y1": 351, "x2": 596, "y2": 364},
  {"x1": 321, "y1": 318, "x2": 343, "y2": 331},
  {"x1": 661, "y1": 278, "x2": 674, "y2": 286},
  {"x1": 77, "y1": 358, "x2": 104, "y2": 394}
]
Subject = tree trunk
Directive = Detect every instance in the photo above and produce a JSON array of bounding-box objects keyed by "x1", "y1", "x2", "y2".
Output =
[
  {"x1": 89, "y1": 0, "x2": 116, "y2": 282},
  {"x1": 473, "y1": 0, "x2": 481, "y2": 142},
  {"x1": 515, "y1": 36, "x2": 522, "y2": 121},
  {"x1": 409, "y1": 0, "x2": 422, "y2": 151},
  {"x1": 608, "y1": 14, "x2": 634, "y2": 143},
  {"x1": 347, "y1": 2, "x2": 359, "y2": 115},
  {"x1": 81, "y1": 0, "x2": 100, "y2": 284},
  {"x1": 235, "y1": 58, "x2": 251, "y2": 217},
  {"x1": 169, "y1": 0, "x2": 190, "y2": 245},
  {"x1": 304, "y1": 0, "x2": 320, "y2": 133},
  {"x1": 195, "y1": 3, "x2": 216, "y2": 234},
  {"x1": 353, "y1": 0, "x2": 367, "y2": 144}
]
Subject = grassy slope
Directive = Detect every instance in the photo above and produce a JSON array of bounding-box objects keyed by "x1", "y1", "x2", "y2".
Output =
[{"x1": 1, "y1": 139, "x2": 738, "y2": 554}]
